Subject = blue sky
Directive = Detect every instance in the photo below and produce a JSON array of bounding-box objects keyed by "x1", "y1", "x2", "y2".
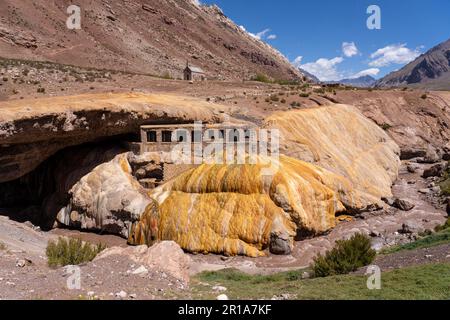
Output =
[{"x1": 200, "y1": 0, "x2": 450, "y2": 81}]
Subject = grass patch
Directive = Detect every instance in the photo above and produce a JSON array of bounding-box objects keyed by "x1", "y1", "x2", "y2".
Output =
[
  {"x1": 440, "y1": 179, "x2": 450, "y2": 195},
  {"x1": 250, "y1": 74, "x2": 301, "y2": 86},
  {"x1": 192, "y1": 263, "x2": 450, "y2": 300},
  {"x1": 46, "y1": 237, "x2": 106, "y2": 267},
  {"x1": 439, "y1": 162, "x2": 450, "y2": 195},
  {"x1": 311, "y1": 233, "x2": 376, "y2": 277},
  {"x1": 251, "y1": 73, "x2": 271, "y2": 83}
]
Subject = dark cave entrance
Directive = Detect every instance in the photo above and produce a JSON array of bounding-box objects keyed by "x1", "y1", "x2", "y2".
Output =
[{"x1": 0, "y1": 133, "x2": 139, "y2": 230}]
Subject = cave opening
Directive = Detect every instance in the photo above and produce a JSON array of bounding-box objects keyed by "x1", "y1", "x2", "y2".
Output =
[{"x1": 0, "y1": 134, "x2": 138, "y2": 230}]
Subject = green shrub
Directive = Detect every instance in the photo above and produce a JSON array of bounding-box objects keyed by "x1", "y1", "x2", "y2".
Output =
[
  {"x1": 380, "y1": 123, "x2": 392, "y2": 131},
  {"x1": 313, "y1": 88, "x2": 325, "y2": 94},
  {"x1": 251, "y1": 74, "x2": 271, "y2": 83},
  {"x1": 46, "y1": 237, "x2": 106, "y2": 267},
  {"x1": 439, "y1": 163, "x2": 450, "y2": 195},
  {"x1": 435, "y1": 218, "x2": 450, "y2": 232},
  {"x1": 161, "y1": 72, "x2": 173, "y2": 80},
  {"x1": 311, "y1": 233, "x2": 376, "y2": 277},
  {"x1": 299, "y1": 93, "x2": 310, "y2": 98},
  {"x1": 421, "y1": 94, "x2": 427, "y2": 99}
]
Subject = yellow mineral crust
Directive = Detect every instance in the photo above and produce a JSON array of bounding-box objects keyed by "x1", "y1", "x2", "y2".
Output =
[
  {"x1": 266, "y1": 104, "x2": 400, "y2": 207},
  {"x1": 130, "y1": 155, "x2": 358, "y2": 257}
]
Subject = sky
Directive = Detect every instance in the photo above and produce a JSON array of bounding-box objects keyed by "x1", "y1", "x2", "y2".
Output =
[{"x1": 200, "y1": 0, "x2": 450, "y2": 81}]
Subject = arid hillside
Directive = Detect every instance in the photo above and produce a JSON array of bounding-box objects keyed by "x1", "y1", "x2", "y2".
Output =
[
  {"x1": 0, "y1": 0, "x2": 302, "y2": 81},
  {"x1": 375, "y1": 38, "x2": 450, "y2": 90}
]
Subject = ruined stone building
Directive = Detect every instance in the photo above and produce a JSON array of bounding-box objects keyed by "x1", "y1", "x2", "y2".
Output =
[{"x1": 132, "y1": 123, "x2": 273, "y2": 187}]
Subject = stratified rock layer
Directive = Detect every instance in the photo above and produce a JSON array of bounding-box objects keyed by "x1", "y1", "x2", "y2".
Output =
[{"x1": 0, "y1": 92, "x2": 233, "y2": 183}]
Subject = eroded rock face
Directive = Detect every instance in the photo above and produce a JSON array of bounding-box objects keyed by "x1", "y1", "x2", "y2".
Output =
[
  {"x1": 0, "y1": 92, "x2": 233, "y2": 183},
  {"x1": 265, "y1": 104, "x2": 401, "y2": 208},
  {"x1": 129, "y1": 155, "x2": 361, "y2": 257},
  {"x1": 56, "y1": 153, "x2": 152, "y2": 238},
  {"x1": 336, "y1": 91, "x2": 450, "y2": 159}
]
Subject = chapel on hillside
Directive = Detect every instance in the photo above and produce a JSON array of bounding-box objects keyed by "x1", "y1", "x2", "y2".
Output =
[{"x1": 183, "y1": 62, "x2": 206, "y2": 81}]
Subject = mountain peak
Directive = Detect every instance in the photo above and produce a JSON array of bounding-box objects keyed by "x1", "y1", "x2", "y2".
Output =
[{"x1": 375, "y1": 38, "x2": 450, "y2": 90}]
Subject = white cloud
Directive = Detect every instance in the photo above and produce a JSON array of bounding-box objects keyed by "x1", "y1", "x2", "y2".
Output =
[
  {"x1": 292, "y1": 56, "x2": 303, "y2": 67},
  {"x1": 300, "y1": 57, "x2": 344, "y2": 81},
  {"x1": 240, "y1": 26, "x2": 275, "y2": 41},
  {"x1": 349, "y1": 68, "x2": 380, "y2": 79},
  {"x1": 342, "y1": 42, "x2": 359, "y2": 57},
  {"x1": 191, "y1": 0, "x2": 202, "y2": 6},
  {"x1": 369, "y1": 44, "x2": 421, "y2": 67},
  {"x1": 254, "y1": 29, "x2": 270, "y2": 40}
]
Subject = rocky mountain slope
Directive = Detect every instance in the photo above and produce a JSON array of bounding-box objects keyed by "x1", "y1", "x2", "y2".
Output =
[
  {"x1": 331, "y1": 75, "x2": 376, "y2": 88},
  {"x1": 298, "y1": 68, "x2": 320, "y2": 83},
  {"x1": 0, "y1": 0, "x2": 302, "y2": 81},
  {"x1": 375, "y1": 38, "x2": 450, "y2": 90}
]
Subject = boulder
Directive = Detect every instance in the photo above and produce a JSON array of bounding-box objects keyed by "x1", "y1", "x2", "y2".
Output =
[
  {"x1": 417, "y1": 146, "x2": 441, "y2": 164},
  {"x1": 422, "y1": 163, "x2": 446, "y2": 178},
  {"x1": 129, "y1": 155, "x2": 358, "y2": 257},
  {"x1": 96, "y1": 241, "x2": 192, "y2": 284},
  {"x1": 269, "y1": 232, "x2": 292, "y2": 255},
  {"x1": 406, "y1": 164, "x2": 419, "y2": 173},
  {"x1": 381, "y1": 197, "x2": 395, "y2": 206},
  {"x1": 56, "y1": 153, "x2": 153, "y2": 238},
  {"x1": 392, "y1": 199, "x2": 415, "y2": 211},
  {"x1": 418, "y1": 188, "x2": 431, "y2": 194},
  {"x1": 399, "y1": 221, "x2": 424, "y2": 234},
  {"x1": 400, "y1": 148, "x2": 426, "y2": 160}
]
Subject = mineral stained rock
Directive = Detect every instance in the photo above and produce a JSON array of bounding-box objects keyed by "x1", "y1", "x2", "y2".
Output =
[
  {"x1": 5, "y1": 99, "x2": 402, "y2": 258},
  {"x1": 56, "y1": 153, "x2": 152, "y2": 237},
  {"x1": 266, "y1": 104, "x2": 400, "y2": 208},
  {"x1": 129, "y1": 155, "x2": 359, "y2": 257}
]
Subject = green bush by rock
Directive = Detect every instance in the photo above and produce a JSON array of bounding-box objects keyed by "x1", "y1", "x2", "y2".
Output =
[
  {"x1": 311, "y1": 233, "x2": 376, "y2": 277},
  {"x1": 46, "y1": 237, "x2": 106, "y2": 267}
]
